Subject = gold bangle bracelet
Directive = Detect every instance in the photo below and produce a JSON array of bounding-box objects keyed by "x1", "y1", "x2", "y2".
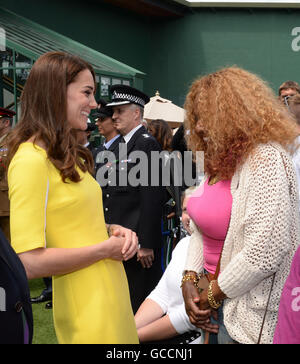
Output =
[
  {"x1": 207, "y1": 280, "x2": 222, "y2": 309},
  {"x1": 181, "y1": 273, "x2": 199, "y2": 288}
]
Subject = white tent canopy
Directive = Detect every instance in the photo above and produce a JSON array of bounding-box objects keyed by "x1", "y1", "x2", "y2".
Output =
[{"x1": 144, "y1": 91, "x2": 185, "y2": 128}]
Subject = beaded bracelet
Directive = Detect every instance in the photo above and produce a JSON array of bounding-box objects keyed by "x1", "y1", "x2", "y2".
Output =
[{"x1": 207, "y1": 280, "x2": 222, "y2": 309}]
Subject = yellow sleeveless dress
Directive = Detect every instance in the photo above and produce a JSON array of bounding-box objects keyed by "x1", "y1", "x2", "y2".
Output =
[{"x1": 8, "y1": 143, "x2": 138, "y2": 344}]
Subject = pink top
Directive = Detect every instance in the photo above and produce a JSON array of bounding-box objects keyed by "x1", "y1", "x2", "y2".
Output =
[
  {"x1": 273, "y1": 246, "x2": 300, "y2": 344},
  {"x1": 187, "y1": 178, "x2": 232, "y2": 275}
]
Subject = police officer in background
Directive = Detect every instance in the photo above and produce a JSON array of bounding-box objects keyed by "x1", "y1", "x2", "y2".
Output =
[
  {"x1": 94, "y1": 98, "x2": 120, "y2": 171},
  {"x1": 0, "y1": 107, "x2": 15, "y2": 241},
  {"x1": 102, "y1": 85, "x2": 165, "y2": 313}
]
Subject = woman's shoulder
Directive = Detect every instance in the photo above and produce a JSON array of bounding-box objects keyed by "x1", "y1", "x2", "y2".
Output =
[
  {"x1": 253, "y1": 142, "x2": 285, "y2": 157},
  {"x1": 9, "y1": 142, "x2": 48, "y2": 174},
  {"x1": 237, "y1": 142, "x2": 295, "y2": 188},
  {"x1": 14, "y1": 142, "x2": 47, "y2": 160},
  {"x1": 244, "y1": 142, "x2": 289, "y2": 170}
]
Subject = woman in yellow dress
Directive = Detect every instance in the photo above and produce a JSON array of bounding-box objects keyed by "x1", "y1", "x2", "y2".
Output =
[{"x1": 7, "y1": 51, "x2": 139, "y2": 344}]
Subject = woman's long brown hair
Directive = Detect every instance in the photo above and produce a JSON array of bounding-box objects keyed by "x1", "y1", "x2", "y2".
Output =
[
  {"x1": 8, "y1": 51, "x2": 95, "y2": 182},
  {"x1": 147, "y1": 119, "x2": 173, "y2": 152}
]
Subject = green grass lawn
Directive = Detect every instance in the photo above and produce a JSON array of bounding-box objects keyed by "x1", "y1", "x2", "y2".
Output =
[{"x1": 29, "y1": 279, "x2": 58, "y2": 344}]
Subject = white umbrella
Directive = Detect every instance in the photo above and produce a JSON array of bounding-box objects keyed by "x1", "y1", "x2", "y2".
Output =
[{"x1": 144, "y1": 91, "x2": 185, "y2": 128}]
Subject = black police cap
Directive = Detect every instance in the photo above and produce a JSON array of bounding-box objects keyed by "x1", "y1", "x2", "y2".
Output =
[
  {"x1": 94, "y1": 98, "x2": 113, "y2": 120},
  {"x1": 107, "y1": 85, "x2": 150, "y2": 108}
]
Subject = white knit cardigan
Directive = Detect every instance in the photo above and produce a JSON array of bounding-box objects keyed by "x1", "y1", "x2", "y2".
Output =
[{"x1": 184, "y1": 143, "x2": 300, "y2": 344}]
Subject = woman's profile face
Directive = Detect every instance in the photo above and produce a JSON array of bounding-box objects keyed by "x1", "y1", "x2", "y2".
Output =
[{"x1": 66, "y1": 69, "x2": 97, "y2": 130}]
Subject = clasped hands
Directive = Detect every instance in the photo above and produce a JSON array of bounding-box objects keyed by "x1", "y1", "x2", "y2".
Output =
[
  {"x1": 182, "y1": 281, "x2": 219, "y2": 334},
  {"x1": 107, "y1": 224, "x2": 154, "y2": 268},
  {"x1": 107, "y1": 224, "x2": 139, "y2": 261}
]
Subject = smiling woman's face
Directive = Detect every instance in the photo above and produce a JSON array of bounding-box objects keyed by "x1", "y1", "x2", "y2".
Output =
[{"x1": 66, "y1": 69, "x2": 97, "y2": 130}]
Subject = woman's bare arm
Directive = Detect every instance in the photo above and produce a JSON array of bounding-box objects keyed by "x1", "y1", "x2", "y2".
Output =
[{"x1": 19, "y1": 233, "x2": 134, "y2": 279}]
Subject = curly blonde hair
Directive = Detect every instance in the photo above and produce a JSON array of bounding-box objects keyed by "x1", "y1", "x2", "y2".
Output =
[{"x1": 184, "y1": 67, "x2": 299, "y2": 179}]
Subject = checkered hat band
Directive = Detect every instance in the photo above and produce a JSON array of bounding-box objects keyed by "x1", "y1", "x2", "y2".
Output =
[{"x1": 112, "y1": 91, "x2": 145, "y2": 107}]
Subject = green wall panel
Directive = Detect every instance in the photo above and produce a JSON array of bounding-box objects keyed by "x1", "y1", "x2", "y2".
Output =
[
  {"x1": 1, "y1": 1, "x2": 300, "y2": 106},
  {"x1": 147, "y1": 8, "x2": 300, "y2": 105},
  {"x1": 0, "y1": 0, "x2": 151, "y2": 75}
]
